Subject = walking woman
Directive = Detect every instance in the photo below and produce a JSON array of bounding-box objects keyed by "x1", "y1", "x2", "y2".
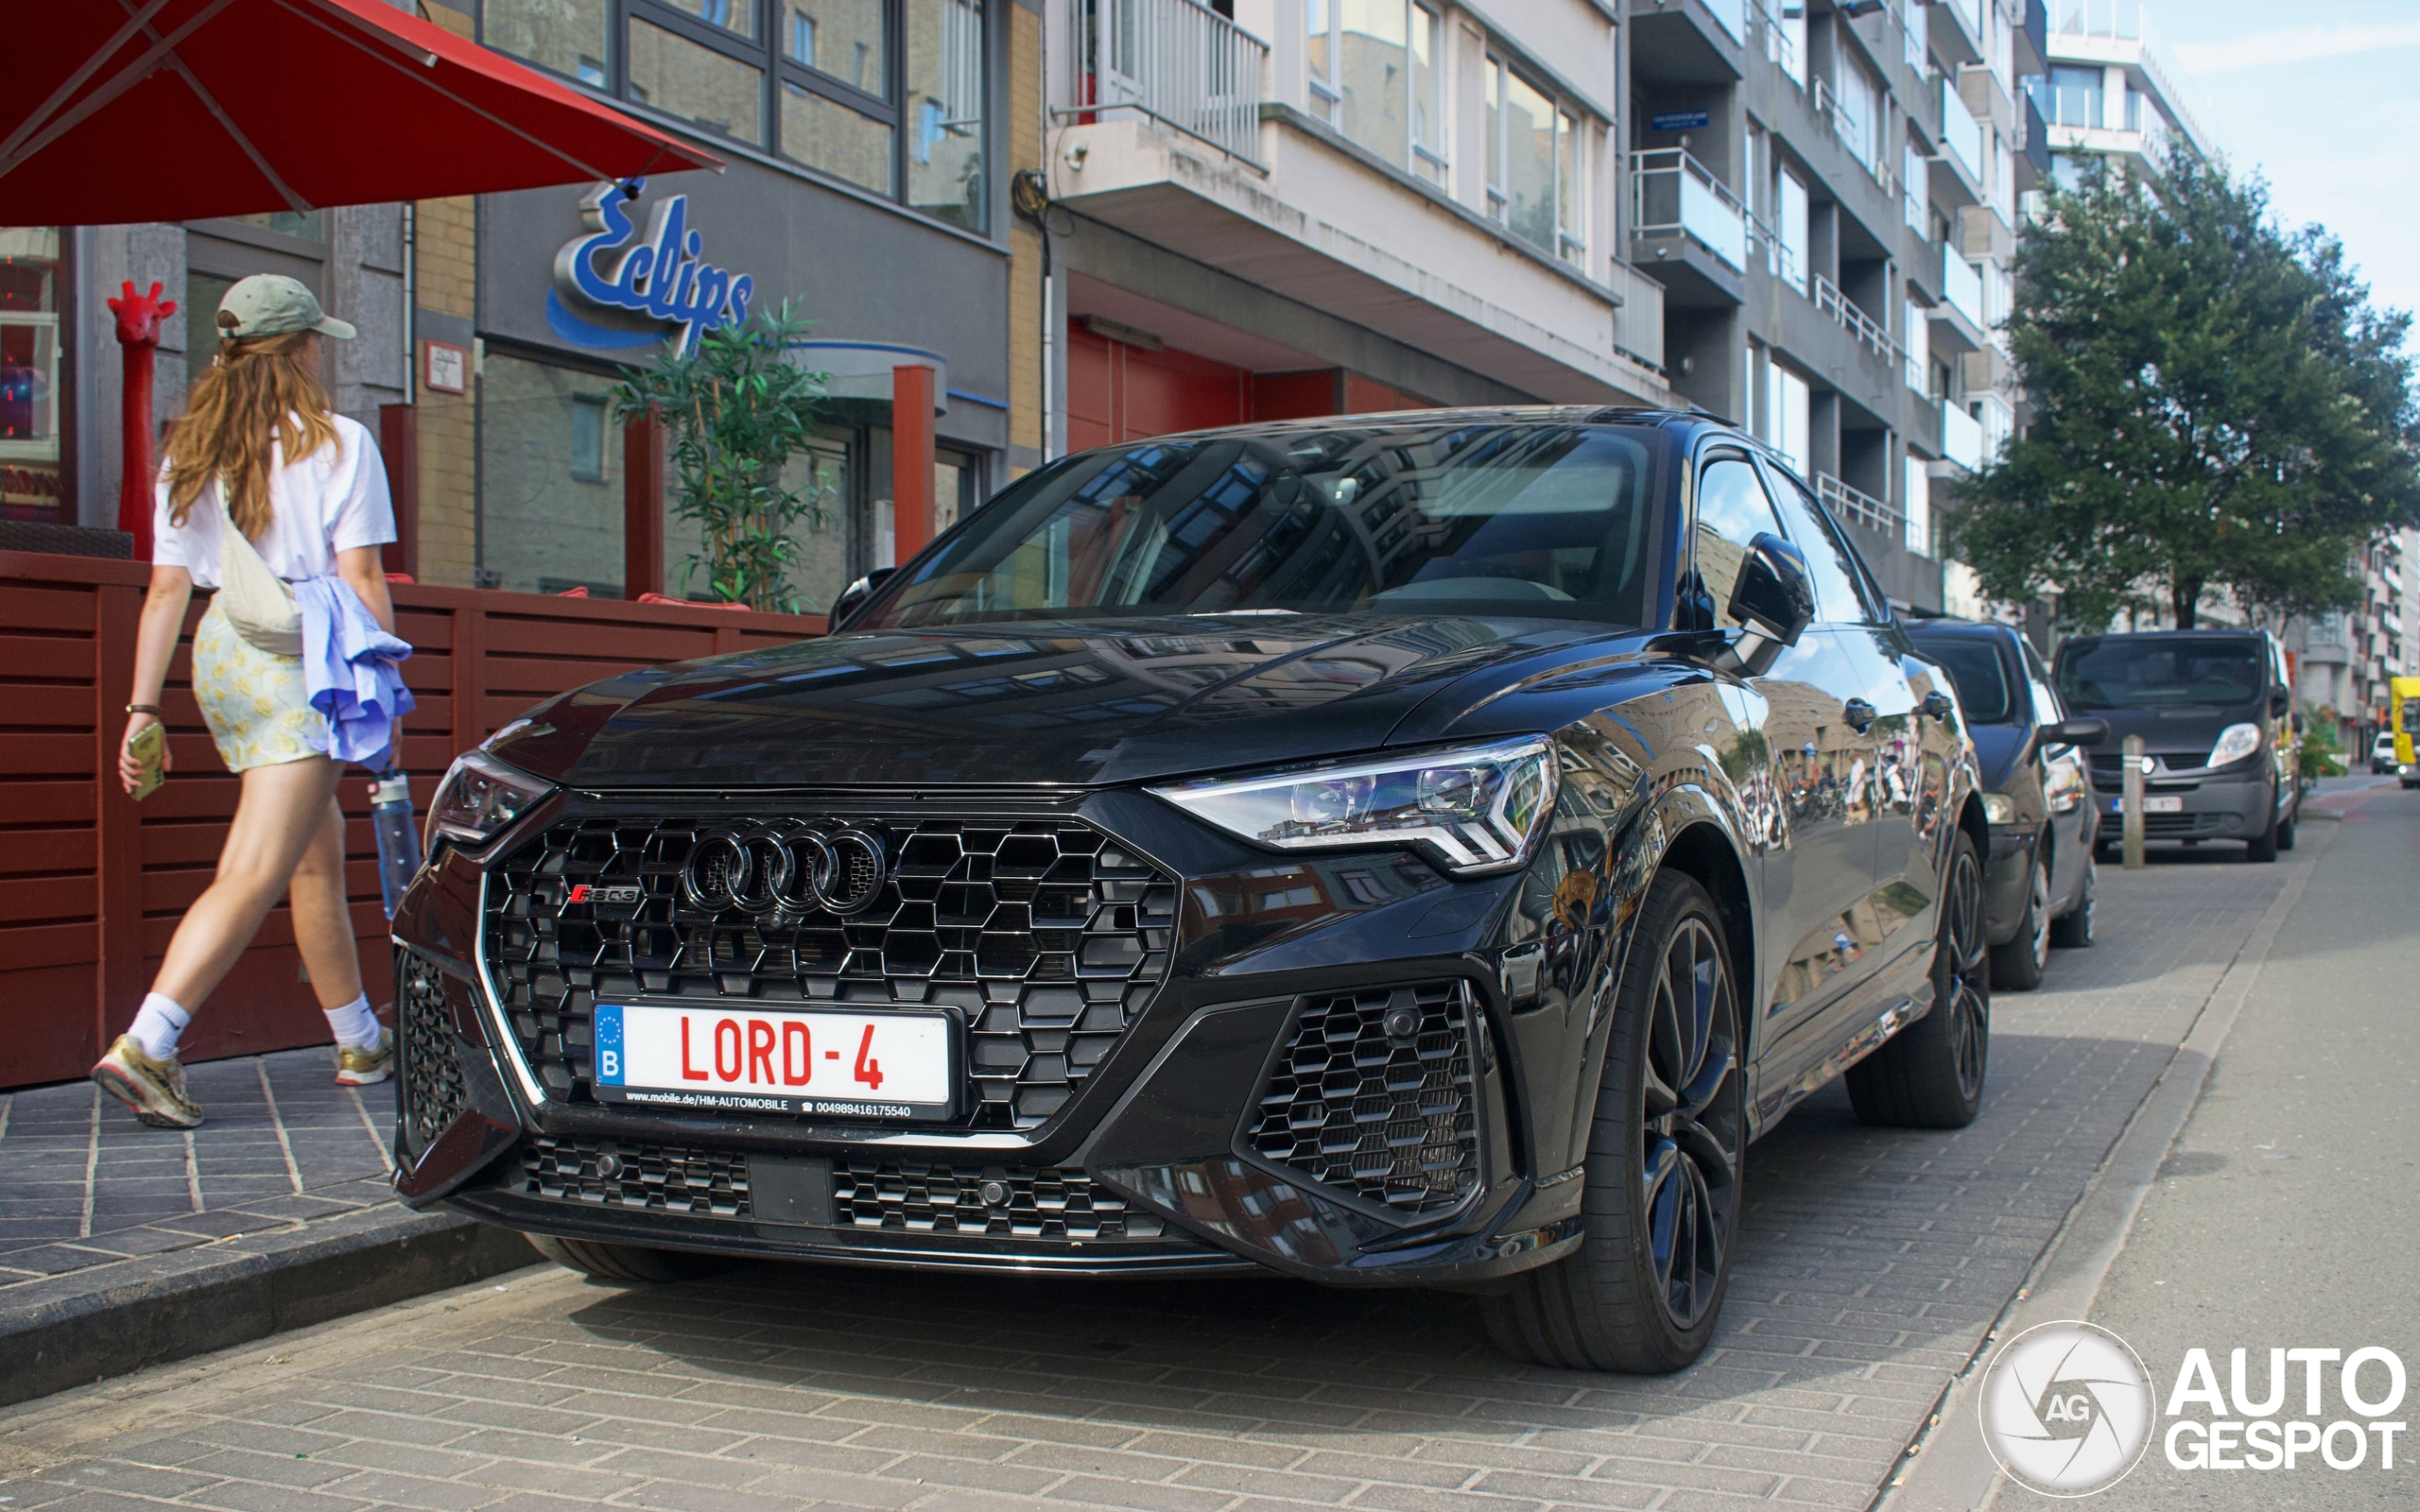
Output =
[{"x1": 94, "y1": 275, "x2": 400, "y2": 1128}]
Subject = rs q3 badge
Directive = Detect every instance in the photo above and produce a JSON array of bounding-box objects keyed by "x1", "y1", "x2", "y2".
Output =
[{"x1": 567, "y1": 884, "x2": 644, "y2": 905}]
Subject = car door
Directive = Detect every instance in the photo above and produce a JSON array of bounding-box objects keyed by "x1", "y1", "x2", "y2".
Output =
[
  {"x1": 1690, "y1": 452, "x2": 1881, "y2": 1045},
  {"x1": 2021, "y1": 641, "x2": 2092, "y2": 908}
]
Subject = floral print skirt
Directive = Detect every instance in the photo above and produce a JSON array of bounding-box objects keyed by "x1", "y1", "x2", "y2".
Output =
[{"x1": 191, "y1": 602, "x2": 328, "y2": 771}]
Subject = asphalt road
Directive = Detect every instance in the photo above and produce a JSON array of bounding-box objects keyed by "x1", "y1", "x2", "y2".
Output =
[
  {"x1": 0, "y1": 813, "x2": 2367, "y2": 1512},
  {"x1": 2084, "y1": 782, "x2": 2420, "y2": 1508}
]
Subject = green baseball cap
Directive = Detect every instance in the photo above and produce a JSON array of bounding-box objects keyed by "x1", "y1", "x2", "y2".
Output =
[{"x1": 216, "y1": 274, "x2": 355, "y2": 340}]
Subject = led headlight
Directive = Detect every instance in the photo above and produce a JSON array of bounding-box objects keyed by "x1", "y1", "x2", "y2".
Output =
[
  {"x1": 2206, "y1": 723, "x2": 2262, "y2": 769},
  {"x1": 1980, "y1": 792, "x2": 2017, "y2": 825},
  {"x1": 425, "y1": 749, "x2": 554, "y2": 855},
  {"x1": 1150, "y1": 736, "x2": 1560, "y2": 875}
]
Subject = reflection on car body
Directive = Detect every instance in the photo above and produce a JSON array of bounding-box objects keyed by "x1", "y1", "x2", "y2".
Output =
[{"x1": 390, "y1": 408, "x2": 1987, "y2": 1375}]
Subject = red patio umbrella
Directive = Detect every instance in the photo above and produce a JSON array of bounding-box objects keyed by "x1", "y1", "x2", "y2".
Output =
[{"x1": 2, "y1": 0, "x2": 722, "y2": 224}]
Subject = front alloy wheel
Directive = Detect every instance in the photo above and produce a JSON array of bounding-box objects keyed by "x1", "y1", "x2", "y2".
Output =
[
  {"x1": 1481, "y1": 871, "x2": 1744, "y2": 1372},
  {"x1": 1847, "y1": 826, "x2": 1990, "y2": 1128},
  {"x1": 1989, "y1": 853, "x2": 2050, "y2": 992}
]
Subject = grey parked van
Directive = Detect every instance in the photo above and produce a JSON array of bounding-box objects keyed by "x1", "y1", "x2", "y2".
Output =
[{"x1": 2052, "y1": 630, "x2": 2301, "y2": 863}]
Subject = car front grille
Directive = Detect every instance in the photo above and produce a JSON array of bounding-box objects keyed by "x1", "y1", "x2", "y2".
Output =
[
  {"x1": 832, "y1": 1160, "x2": 1166, "y2": 1241},
  {"x1": 522, "y1": 1134, "x2": 752, "y2": 1216},
  {"x1": 2144, "y1": 812, "x2": 2227, "y2": 837},
  {"x1": 482, "y1": 814, "x2": 1177, "y2": 1129},
  {"x1": 1248, "y1": 980, "x2": 1479, "y2": 1216},
  {"x1": 396, "y1": 950, "x2": 467, "y2": 1158},
  {"x1": 2089, "y1": 752, "x2": 2210, "y2": 781}
]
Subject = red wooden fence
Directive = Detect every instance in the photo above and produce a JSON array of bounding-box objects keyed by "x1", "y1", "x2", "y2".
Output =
[{"x1": 0, "y1": 551, "x2": 825, "y2": 1091}]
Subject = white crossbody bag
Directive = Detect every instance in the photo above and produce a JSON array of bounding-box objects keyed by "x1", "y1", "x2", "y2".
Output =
[{"x1": 215, "y1": 477, "x2": 303, "y2": 657}]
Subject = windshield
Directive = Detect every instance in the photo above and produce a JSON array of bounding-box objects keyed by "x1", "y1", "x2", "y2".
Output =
[
  {"x1": 856, "y1": 423, "x2": 1663, "y2": 629},
  {"x1": 2056, "y1": 637, "x2": 2264, "y2": 710},
  {"x1": 1911, "y1": 637, "x2": 2014, "y2": 724}
]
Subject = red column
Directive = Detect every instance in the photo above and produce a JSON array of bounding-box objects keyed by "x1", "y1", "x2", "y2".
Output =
[
  {"x1": 623, "y1": 404, "x2": 666, "y2": 599},
  {"x1": 891, "y1": 364, "x2": 936, "y2": 565},
  {"x1": 379, "y1": 404, "x2": 419, "y2": 578}
]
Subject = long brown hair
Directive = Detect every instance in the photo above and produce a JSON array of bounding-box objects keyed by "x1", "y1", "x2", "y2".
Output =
[{"x1": 163, "y1": 327, "x2": 338, "y2": 538}]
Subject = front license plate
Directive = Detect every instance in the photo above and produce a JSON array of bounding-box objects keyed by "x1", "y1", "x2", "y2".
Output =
[
  {"x1": 2110, "y1": 796, "x2": 2187, "y2": 815},
  {"x1": 592, "y1": 1004, "x2": 954, "y2": 1120}
]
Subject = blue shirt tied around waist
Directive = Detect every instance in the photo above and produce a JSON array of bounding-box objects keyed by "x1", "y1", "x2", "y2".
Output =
[{"x1": 294, "y1": 576, "x2": 414, "y2": 766}]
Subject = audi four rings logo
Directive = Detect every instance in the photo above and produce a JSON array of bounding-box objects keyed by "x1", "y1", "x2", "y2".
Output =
[{"x1": 680, "y1": 824, "x2": 890, "y2": 918}]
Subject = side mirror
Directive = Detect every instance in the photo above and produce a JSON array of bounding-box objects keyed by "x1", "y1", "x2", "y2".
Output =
[
  {"x1": 2291, "y1": 712, "x2": 2308, "y2": 735},
  {"x1": 1720, "y1": 532, "x2": 1815, "y2": 677},
  {"x1": 2048, "y1": 716, "x2": 2107, "y2": 747},
  {"x1": 828, "y1": 568, "x2": 895, "y2": 630},
  {"x1": 2270, "y1": 688, "x2": 2290, "y2": 716}
]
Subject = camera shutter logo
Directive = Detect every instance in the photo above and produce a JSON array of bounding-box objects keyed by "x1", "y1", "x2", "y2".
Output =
[{"x1": 1979, "y1": 1321, "x2": 2154, "y2": 1496}]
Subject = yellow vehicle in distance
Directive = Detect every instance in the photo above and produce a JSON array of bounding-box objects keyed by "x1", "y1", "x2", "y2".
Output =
[{"x1": 2394, "y1": 677, "x2": 2420, "y2": 789}]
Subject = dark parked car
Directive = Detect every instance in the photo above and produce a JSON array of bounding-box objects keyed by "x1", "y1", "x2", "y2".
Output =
[
  {"x1": 1906, "y1": 621, "x2": 2105, "y2": 990},
  {"x1": 2053, "y1": 629, "x2": 2301, "y2": 862},
  {"x1": 390, "y1": 409, "x2": 1986, "y2": 1375}
]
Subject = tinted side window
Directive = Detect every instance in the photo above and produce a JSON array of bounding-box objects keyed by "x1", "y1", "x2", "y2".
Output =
[
  {"x1": 1694, "y1": 457, "x2": 1787, "y2": 632},
  {"x1": 1759, "y1": 463, "x2": 1878, "y2": 625}
]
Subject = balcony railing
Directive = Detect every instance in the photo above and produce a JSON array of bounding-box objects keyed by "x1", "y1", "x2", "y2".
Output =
[
  {"x1": 1813, "y1": 275, "x2": 1899, "y2": 362},
  {"x1": 1940, "y1": 77, "x2": 1984, "y2": 182},
  {"x1": 1633, "y1": 148, "x2": 1748, "y2": 273},
  {"x1": 1818, "y1": 472, "x2": 1907, "y2": 541},
  {"x1": 1701, "y1": 0, "x2": 1746, "y2": 44},
  {"x1": 1943, "y1": 248, "x2": 1985, "y2": 329},
  {"x1": 1748, "y1": 0, "x2": 1802, "y2": 84},
  {"x1": 2051, "y1": 0, "x2": 2210, "y2": 154},
  {"x1": 1055, "y1": 0, "x2": 1269, "y2": 168}
]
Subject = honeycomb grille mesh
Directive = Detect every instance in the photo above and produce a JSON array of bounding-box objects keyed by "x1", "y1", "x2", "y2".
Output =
[
  {"x1": 1249, "y1": 981, "x2": 1479, "y2": 1215},
  {"x1": 523, "y1": 1135, "x2": 752, "y2": 1216},
  {"x1": 482, "y1": 815, "x2": 1177, "y2": 1128},
  {"x1": 396, "y1": 950, "x2": 468, "y2": 1157},
  {"x1": 832, "y1": 1160, "x2": 1164, "y2": 1241}
]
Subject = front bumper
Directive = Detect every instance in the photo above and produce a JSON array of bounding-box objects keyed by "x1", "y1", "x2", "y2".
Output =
[
  {"x1": 2088, "y1": 770, "x2": 2274, "y2": 843},
  {"x1": 389, "y1": 788, "x2": 1600, "y2": 1288}
]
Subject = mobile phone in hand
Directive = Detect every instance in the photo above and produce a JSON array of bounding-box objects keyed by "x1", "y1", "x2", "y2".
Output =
[{"x1": 129, "y1": 721, "x2": 166, "y2": 801}]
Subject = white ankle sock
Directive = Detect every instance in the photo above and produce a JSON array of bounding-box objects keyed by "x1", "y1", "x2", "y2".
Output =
[
  {"x1": 324, "y1": 991, "x2": 379, "y2": 1050},
  {"x1": 130, "y1": 993, "x2": 190, "y2": 1060},
  {"x1": 323, "y1": 993, "x2": 382, "y2": 1051}
]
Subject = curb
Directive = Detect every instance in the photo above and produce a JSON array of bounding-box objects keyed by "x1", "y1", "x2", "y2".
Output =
[
  {"x1": 1873, "y1": 835, "x2": 2322, "y2": 1511},
  {"x1": 0, "y1": 1201, "x2": 535, "y2": 1411}
]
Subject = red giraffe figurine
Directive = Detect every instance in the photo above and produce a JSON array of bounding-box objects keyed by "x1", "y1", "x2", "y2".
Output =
[{"x1": 107, "y1": 281, "x2": 177, "y2": 559}]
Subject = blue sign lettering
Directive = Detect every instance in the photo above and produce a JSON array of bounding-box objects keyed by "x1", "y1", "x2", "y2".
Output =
[
  {"x1": 1651, "y1": 110, "x2": 1711, "y2": 131},
  {"x1": 549, "y1": 179, "x2": 754, "y2": 356}
]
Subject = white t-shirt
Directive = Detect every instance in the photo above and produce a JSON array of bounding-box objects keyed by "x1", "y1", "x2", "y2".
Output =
[{"x1": 152, "y1": 413, "x2": 395, "y2": 588}]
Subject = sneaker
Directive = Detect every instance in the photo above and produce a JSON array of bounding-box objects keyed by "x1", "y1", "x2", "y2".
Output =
[
  {"x1": 336, "y1": 1027, "x2": 394, "y2": 1087},
  {"x1": 93, "y1": 1036, "x2": 205, "y2": 1129}
]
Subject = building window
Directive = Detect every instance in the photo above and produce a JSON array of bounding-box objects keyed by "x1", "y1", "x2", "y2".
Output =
[
  {"x1": 0, "y1": 226, "x2": 67, "y2": 524},
  {"x1": 570, "y1": 395, "x2": 610, "y2": 482},
  {"x1": 486, "y1": 0, "x2": 988, "y2": 234},
  {"x1": 2036, "y1": 64, "x2": 2101, "y2": 129},
  {"x1": 1483, "y1": 54, "x2": 1581, "y2": 264},
  {"x1": 1308, "y1": 2, "x2": 1446, "y2": 182},
  {"x1": 1836, "y1": 54, "x2": 1881, "y2": 171},
  {"x1": 1775, "y1": 163, "x2": 1808, "y2": 295}
]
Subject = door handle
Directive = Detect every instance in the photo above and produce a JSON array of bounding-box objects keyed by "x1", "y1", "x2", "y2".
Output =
[
  {"x1": 1921, "y1": 690, "x2": 1955, "y2": 722},
  {"x1": 1842, "y1": 697, "x2": 1876, "y2": 732}
]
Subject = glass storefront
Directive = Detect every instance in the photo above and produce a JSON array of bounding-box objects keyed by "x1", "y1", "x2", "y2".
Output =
[
  {"x1": 0, "y1": 226, "x2": 68, "y2": 524},
  {"x1": 477, "y1": 351, "x2": 630, "y2": 594}
]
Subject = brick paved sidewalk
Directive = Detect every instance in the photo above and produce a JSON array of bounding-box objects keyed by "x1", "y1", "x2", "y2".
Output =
[
  {"x1": 0, "y1": 850, "x2": 2311, "y2": 1512},
  {"x1": 0, "y1": 1048, "x2": 395, "y2": 1291}
]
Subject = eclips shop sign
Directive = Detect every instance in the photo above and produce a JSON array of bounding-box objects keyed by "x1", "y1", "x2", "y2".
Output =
[
  {"x1": 547, "y1": 178, "x2": 754, "y2": 356},
  {"x1": 1977, "y1": 1323, "x2": 2408, "y2": 1497}
]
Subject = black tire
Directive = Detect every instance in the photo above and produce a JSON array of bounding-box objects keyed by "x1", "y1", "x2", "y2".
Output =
[
  {"x1": 1988, "y1": 853, "x2": 2049, "y2": 992},
  {"x1": 1480, "y1": 871, "x2": 1746, "y2": 1373},
  {"x1": 527, "y1": 1233, "x2": 727, "y2": 1283},
  {"x1": 1847, "y1": 827, "x2": 1989, "y2": 1129},
  {"x1": 2277, "y1": 801, "x2": 2296, "y2": 851},
  {"x1": 2245, "y1": 802, "x2": 2279, "y2": 863},
  {"x1": 2048, "y1": 854, "x2": 2096, "y2": 949}
]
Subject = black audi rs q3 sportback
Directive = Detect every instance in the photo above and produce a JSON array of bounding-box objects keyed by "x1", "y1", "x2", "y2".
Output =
[{"x1": 392, "y1": 409, "x2": 1988, "y2": 1373}]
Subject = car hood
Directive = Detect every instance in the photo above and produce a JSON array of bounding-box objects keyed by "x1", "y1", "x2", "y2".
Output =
[
  {"x1": 1969, "y1": 724, "x2": 2031, "y2": 793},
  {"x1": 2066, "y1": 700, "x2": 2262, "y2": 765},
  {"x1": 485, "y1": 613, "x2": 1634, "y2": 789}
]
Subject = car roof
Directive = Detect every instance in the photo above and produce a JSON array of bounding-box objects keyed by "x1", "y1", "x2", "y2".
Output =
[
  {"x1": 1907, "y1": 620, "x2": 2019, "y2": 641},
  {"x1": 1077, "y1": 405, "x2": 1791, "y2": 468}
]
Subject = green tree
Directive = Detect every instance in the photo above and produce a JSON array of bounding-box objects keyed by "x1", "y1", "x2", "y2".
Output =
[
  {"x1": 615, "y1": 301, "x2": 832, "y2": 613},
  {"x1": 1944, "y1": 155, "x2": 2419, "y2": 629}
]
